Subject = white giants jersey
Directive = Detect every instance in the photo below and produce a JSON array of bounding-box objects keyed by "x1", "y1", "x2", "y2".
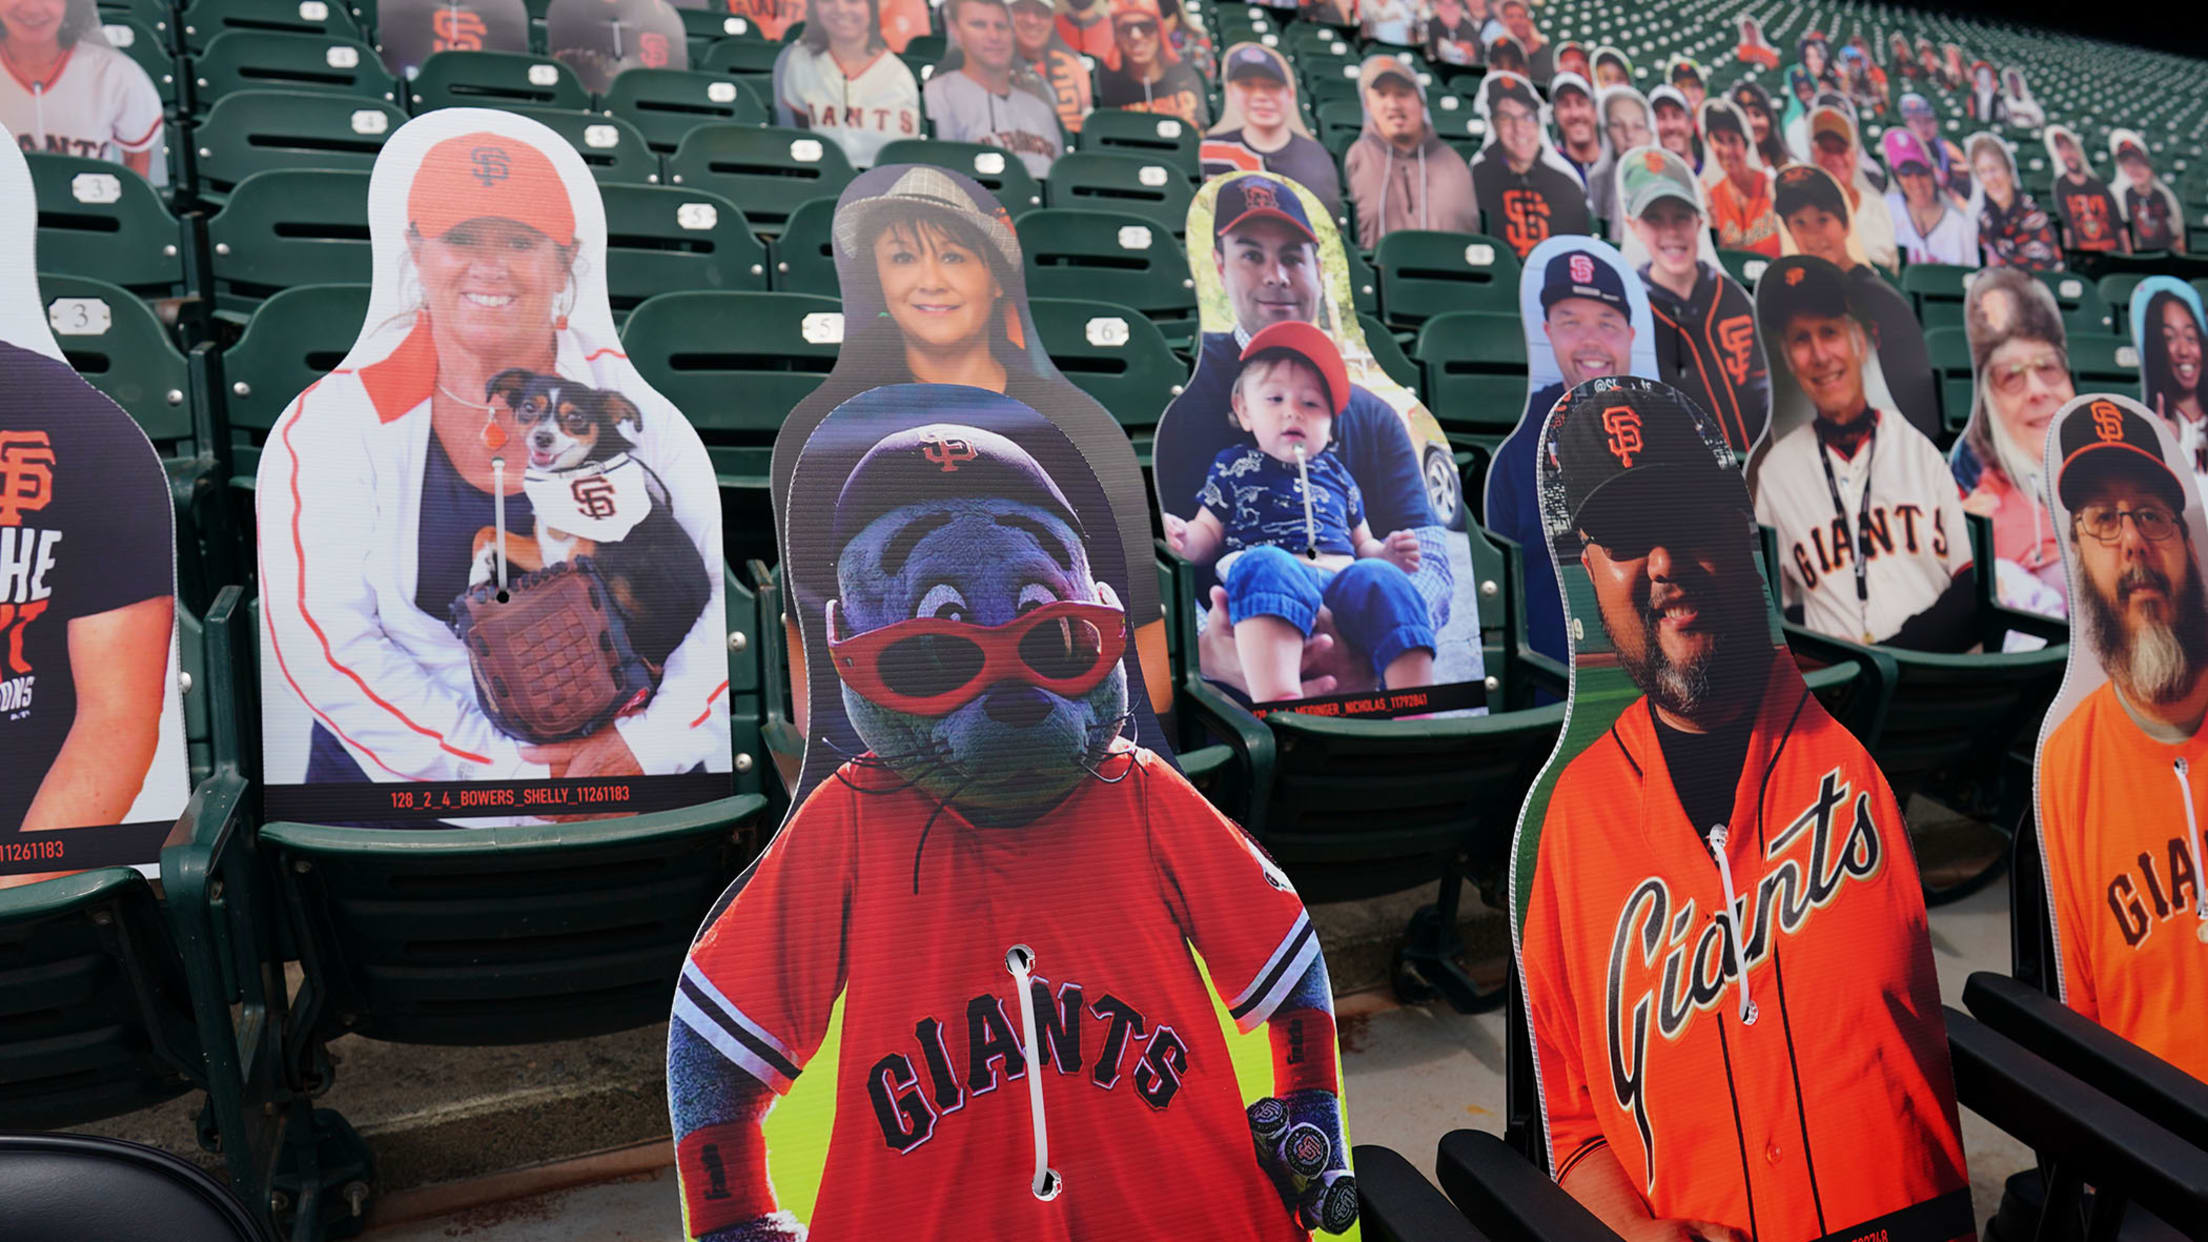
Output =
[
  {"x1": 1754, "y1": 409, "x2": 1972, "y2": 644},
  {"x1": 774, "y1": 45, "x2": 920, "y2": 170}
]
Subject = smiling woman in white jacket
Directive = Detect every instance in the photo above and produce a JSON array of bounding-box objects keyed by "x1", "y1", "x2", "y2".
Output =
[{"x1": 256, "y1": 112, "x2": 728, "y2": 824}]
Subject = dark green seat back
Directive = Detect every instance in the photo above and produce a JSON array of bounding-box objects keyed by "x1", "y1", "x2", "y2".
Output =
[
  {"x1": 192, "y1": 30, "x2": 396, "y2": 112},
  {"x1": 873, "y1": 139, "x2": 1044, "y2": 213},
  {"x1": 506, "y1": 106, "x2": 661, "y2": 185},
  {"x1": 1017, "y1": 208, "x2": 1196, "y2": 319},
  {"x1": 193, "y1": 89, "x2": 401, "y2": 203},
  {"x1": 1077, "y1": 108, "x2": 1202, "y2": 180},
  {"x1": 601, "y1": 67, "x2": 766, "y2": 155},
  {"x1": 1042, "y1": 152, "x2": 1197, "y2": 235},
  {"x1": 1925, "y1": 326, "x2": 1974, "y2": 434},
  {"x1": 40, "y1": 273, "x2": 194, "y2": 450},
  {"x1": 620, "y1": 290, "x2": 841, "y2": 480},
  {"x1": 769, "y1": 195, "x2": 839, "y2": 296},
  {"x1": 204, "y1": 169, "x2": 374, "y2": 315},
  {"x1": 1375, "y1": 229, "x2": 1521, "y2": 328},
  {"x1": 2068, "y1": 332, "x2": 2140, "y2": 395},
  {"x1": 181, "y1": 0, "x2": 365, "y2": 53},
  {"x1": 665, "y1": 123, "x2": 856, "y2": 238},
  {"x1": 601, "y1": 183, "x2": 771, "y2": 318},
  {"x1": 407, "y1": 49, "x2": 590, "y2": 112},
  {"x1": 218, "y1": 282, "x2": 371, "y2": 470},
  {"x1": 1416, "y1": 310, "x2": 1528, "y2": 443},
  {"x1": 1901, "y1": 262, "x2": 1973, "y2": 332},
  {"x1": 26, "y1": 154, "x2": 187, "y2": 301},
  {"x1": 1027, "y1": 297, "x2": 1187, "y2": 438}
]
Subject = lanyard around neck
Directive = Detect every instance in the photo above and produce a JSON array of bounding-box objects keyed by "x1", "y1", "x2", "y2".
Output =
[{"x1": 1816, "y1": 415, "x2": 1877, "y2": 641}]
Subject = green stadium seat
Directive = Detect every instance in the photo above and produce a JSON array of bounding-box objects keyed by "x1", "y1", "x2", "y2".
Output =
[
  {"x1": 191, "y1": 31, "x2": 396, "y2": 113},
  {"x1": 600, "y1": 67, "x2": 766, "y2": 155},
  {"x1": 2068, "y1": 332, "x2": 2141, "y2": 394},
  {"x1": 180, "y1": 0, "x2": 365, "y2": 53},
  {"x1": 26, "y1": 154, "x2": 190, "y2": 306},
  {"x1": 1344, "y1": 242, "x2": 1381, "y2": 317},
  {"x1": 1042, "y1": 152, "x2": 1199, "y2": 236},
  {"x1": 1415, "y1": 310, "x2": 1528, "y2": 446},
  {"x1": 2097, "y1": 271, "x2": 2147, "y2": 328},
  {"x1": 699, "y1": 35, "x2": 781, "y2": 98},
  {"x1": 1375, "y1": 229, "x2": 1521, "y2": 328},
  {"x1": 407, "y1": 50, "x2": 590, "y2": 113},
  {"x1": 95, "y1": 0, "x2": 174, "y2": 46},
  {"x1": 505, "y1": 106, "x2": 661, "y2": 184},
  {"x1": 1901, "y1": 262, "x2": 1973, "y2": 332},
  {"x1": 873, "y1": 138, "x2": 1044, "y2": 213},
  {"x1": 1077, "y1": 108, "x2": 1203, "y2": 180},
  {"x1": 1315, "y1": 99, "x2": 1362, "y2": 155},
  {"x1": 1927, "y1": 325, "x2": 1974, "y2": 434},
  {"x1": 676, "y1": 6, "x2": 762, "y2": 46},
  {"x1": 192, "y1": 90, "x2": 401, "y2": 204},
  {"x1": 211, "y1": 282, "x2": 370, "y2": 484},
  {"x1": 621, "y1": 290, "x2": 842, "y2": 491},
  {"x1": 41, "y1": 273, "x2": 194, "y2": 452},
  {"x1": 1358, "y1": 311, "x2": 1423, "y2": 398},
  {"x1": 1717, "y1": 247, "x2": 1770, "y2": 289},
  {"x1": 1027, "y1": 297, "x2": 1187, "y2": 450},
  {"x1": 99, "y1": 19, "x2": 181, "y2": 111},
  {"x1": 600, "y1": 183, "x2": 771, "y2": 319},
  {"x1": 2033, "y1": 269, "x2": 2113, "y2": 336},
  {"x1": 203, "y1": 169, "x2": 374, "y2": 316},
  {"x1": 665, "y1": 123, "x2": 855, "y2": 238},
  {"x1": 0, "y1": 588, "x2": 368, "y2": 1241},
  {"x1": 769, "y1": 195, "x2": 838, "y2": 296},
  {"x1": 1016, "y1": 208, "x2": 1198, "y2": 342}
]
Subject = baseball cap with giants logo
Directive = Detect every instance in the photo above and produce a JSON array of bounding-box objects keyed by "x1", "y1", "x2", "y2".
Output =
[
  {"x1": 1539, "y1": 247, "x2": 1630, "y2": 315},
  {"x1": 1547, "y1": 378, "x2": 1741, "y2": 542},
  {"x1": 1621, "y1": 147, "x2": 1702, "y2": 219},
  {"x1": 1212, "y1": 174, "x2": 1318, "y2": 244},
  {"x1": 833, "y1": 422, "x2": 1081, "y2": 550},
  {"x1": 2055, "y1": 394, "x2": 2188, "y2": 514},
  {"x1": 407, "y1": 132, "x2": 577, "y2": 246}
]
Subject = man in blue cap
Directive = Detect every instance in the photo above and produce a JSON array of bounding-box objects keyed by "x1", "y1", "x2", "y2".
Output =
[
  {"x1": 1157, "y1": 172, "x2": 1453, "y2": 694},
  {"x1": 1486, "y1": 245, "x2": 1641, "y2": 664},
  {"x1": 1200, "y1": 43, "x2": 1343, "y2": 216}
]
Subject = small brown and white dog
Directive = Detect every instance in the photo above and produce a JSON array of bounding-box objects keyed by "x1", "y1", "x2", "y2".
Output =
[{"x1": 465, "y1": 369, "x2": 711, "y2": 670}]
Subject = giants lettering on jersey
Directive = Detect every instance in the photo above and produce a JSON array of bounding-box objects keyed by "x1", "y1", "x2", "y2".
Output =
[
  {"x1": 2104, "y1": 835, "x2": 2201, "y2": 947},
  {"x1": 1604, "y1": 769, "x2": 1886, "y2": 1190},
  {"x1": 0, "y1": 431, "x2": 59, "y2": 718},
  {"x1": 868, "y1": 978, "x2": 1188, "y2": 1153},
  {"x1": 1788, "y1": 503, "x2": 1949, "y2": 591},
  {"x1": 14, "y1": 133, "x2": 110, "y2": 160},
  {"x1": 801, "y1": 101, "x2": 920, "y2": 135},
  {"x1": 987, "y1": 130, "x2": 1060, "y2": 159}
]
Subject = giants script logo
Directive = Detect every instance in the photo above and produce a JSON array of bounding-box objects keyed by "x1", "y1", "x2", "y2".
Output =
[
  {"x1": 469, "y1": 145, "x2": 511, "y2": 188},
  {"x1": 1602, "y1": 405, "x2": 1643, "y2": 468},
  {"x1": 920, "y1": 433, "x2": 978, "y2": 472},
  {"x1": 0, "y1": 431, "x2": 56, "y2": 527},
  {"x1": 1503, "y1": 189, "x2": 1552, "y2": 254},
  {"x1": 433, "y1": 9, "x2": 487, "y2": 51},
  {"x1": 1603, "y1": 770, "x2": 1885, "y2": 1189},
  {"x1": 572, "y1": 475, "x2": 618, "y2": 518},
  {"x1": 2090, "y1": 399, "x2": 2127, "y2": 443},
  {"x1": 1717, "y1": 315, "x2": 1757, "y2": 385}
]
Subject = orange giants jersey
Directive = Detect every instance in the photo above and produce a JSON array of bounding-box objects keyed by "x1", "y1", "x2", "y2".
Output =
[
  {"x1": 678, "y1": 744, "x2": 1318, "y2": 1241},
  {"x1": 2038, "y1": 682, "x2": 2208, "y2": 1079},
  {"x1": 1519, "y1": 650, "x2": 1971, "y2": 1242}
]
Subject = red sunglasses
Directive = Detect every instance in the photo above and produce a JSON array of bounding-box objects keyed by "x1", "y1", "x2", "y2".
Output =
[{"x1": 826, "y1": 599, "x2": 1128, "y2": 716}]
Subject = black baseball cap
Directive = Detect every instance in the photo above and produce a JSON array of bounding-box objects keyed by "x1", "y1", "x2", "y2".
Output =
[
  {"x1": 1485, "y1": 73, "x2": 1540, "y2": 114},
  {"x1": 1213, "y1": 174, "x2": 1318, "y2": 244},
  {"x1": 1540, "y1": 247, "x2": 1630, "y2": 315},
  {"x1": 1774, "y1": 164, "x2": 1847, "y2": 220},
  {"x1": 1226, "y1": 43, "x2": 1289, "y2": 84},
  {"x1": 834, "y1": 422, "x2": 1081, "y2": 550},
  {"x1": 1546, "y1": 378, "x2": 1741, "y2": 539},
  {"x1": 1756, "y1": 255, "x2": 1860, "y2": 331},
  {"x1": 2055, "y1": 395, "x2": 2188, "y2": 513}
]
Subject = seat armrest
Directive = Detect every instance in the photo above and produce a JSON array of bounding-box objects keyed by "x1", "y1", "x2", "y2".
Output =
[
  {"x1": 1354, "y1": 1144, "x2": 1493, "y2": 1242},
  {"x1": 1964, "y1": 972, "x2": 2208, "y2": 1152},
  {"x1": 1435, "y1": 1130, "x2": 1623, "y2": 1242}
]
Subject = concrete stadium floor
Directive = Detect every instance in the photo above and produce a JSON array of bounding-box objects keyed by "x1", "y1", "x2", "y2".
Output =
[{"x1": 359, "y1": 881, "x2": 2026, "y2": 1241}]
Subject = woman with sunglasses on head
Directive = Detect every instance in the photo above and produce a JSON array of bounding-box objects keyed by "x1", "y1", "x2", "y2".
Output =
[{"x1": 1094, "y1": 0, "x2": 1206, "y2": 125}]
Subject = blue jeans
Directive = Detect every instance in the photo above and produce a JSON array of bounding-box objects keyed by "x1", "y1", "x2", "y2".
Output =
[{"x1": 1222, "y1": 546, "x2": 1437, "y2": 678}]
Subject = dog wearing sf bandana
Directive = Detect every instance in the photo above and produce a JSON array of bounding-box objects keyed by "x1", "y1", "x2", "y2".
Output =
[{"x1": 668, "y1": 417, "x2": 1358, "y2": 1241}]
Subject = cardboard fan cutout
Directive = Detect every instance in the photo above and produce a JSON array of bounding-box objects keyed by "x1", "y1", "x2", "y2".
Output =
[
  {"x1": 1948, "y1": 268, "x2": 2074, "y2": 620},
  {"x1": 1543, "y1": 73, "x2": 1601, "y2": 199},
  {"x1": 767, "y1": 163, "x2": 1170, "y2": 797},
  {"x1": 1964, "y1": 132, "x2": 2063, "y2": 273},
  {"x1": 1421, "y1": 0, "x2": 1484, "y2": 68},
  {"x1": 770, "y1": 5, "x2": 924, "y2": 170},
  {"x1": 1748, "y1": 253, "x2": 1973, "y2": 648},
  {"x1": 1154, "y1": 169, "x2": 1486, "y2": 721},
  {"x1": 1881, "y1": 126, "x2": 1981, "y2": 269},
  {"x1": 1485, "y1": 235, "x2": 1661, "y2": 669},
  {"x1": 0, "y1": 0, "x2": 167, "y2": 186},
  {"x1": 933, "y1": 0, "x2": 1093, "y2": 136},
  {"x1": 377, "y1": 0, "x2": 531, "y2": 80},
  {"x1": 1203, "y1": 43, "x2": 1343, "y2": 219},
  {"x1": 547, "y1": 0, "x2": 690, "y2": 95},
  {"x1": 1092, "y1": 0, "x2": 1209, "y2": 128},
  {"x1": 0, "y1": 126, "x2": 190, "y2": 878},
  {"x1": 2002, "y1": 68, "x2": 2044, "y2": 129},
  {"x1": 1588, "y1": 45, "x2": 1633, "y2": 91},
  {"x1": 1467, "y1": 71, "x2": 1592, "y2": 259},
  {"x1": 2131, "y1": 276, "x2": 2208, "y2": 504},
  {"x1": 2033, "y1": 393, "x2": 2208, "y2": 1082},
  {"x1": 1695, "y1": 98, "x2": 1780, "y2": 258},
  {"x1": 1552, "y1": 42, "x2": 1590, "y2": 84},
  {"x1": 2043, "y1": 125, "x2": 2127, "y2": 256},
  {"x1": 924, "y1": 4, "x2": 1066, "y2": 180},
  {"x1": 1611, "y1": 146, "x2": 1769, "y2": 455},
  {"x1": 1769, "y1": 165, "x2": 1940, "y2": 439},
  {"x1": 1590, "y1": 84, "x2": 1653, "y2": 243},
  {"x1": 2109, "y1": 130, "x2": 2187, "y2": 256},
  {"x1": 729, "y1": 0, "x2": 928, "y2": 48},
  {"x1": 1342, "y1": 54, "x2": 1478, "y2": 250},
  {"x1": 1509, "y1": 374, "x2": 1974, "y2": 1241},
  {"x1": 673, "y1": 387, "x2": 1364, "y2": 1241},
  {"x1": 253, "y1": 109, "x2": 732, "y2": 826}
]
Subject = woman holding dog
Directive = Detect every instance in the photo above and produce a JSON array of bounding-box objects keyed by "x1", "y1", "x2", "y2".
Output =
[{"x1": 257, "y1": 121, "x2": 729, "y2": 813}]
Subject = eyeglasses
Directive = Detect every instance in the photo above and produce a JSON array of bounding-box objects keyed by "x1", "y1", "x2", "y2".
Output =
[
  {"x1": 2074, "y1": 504, "x2": 2181, "y2": 544},
  {"x1": 826, "y1": 599, "x2": 1127, "y2": 716},
  {"x1": 1987, "y1": 355, "x2": 2067, "y2": 396},
  {"x1": 1117, "y1": 19, "x2": 1158, "y2": 36}
]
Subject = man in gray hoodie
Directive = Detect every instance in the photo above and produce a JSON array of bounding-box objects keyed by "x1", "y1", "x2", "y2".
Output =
[{"x1": 1344, "y1": 55, "x2": 1477, "y2": 249}]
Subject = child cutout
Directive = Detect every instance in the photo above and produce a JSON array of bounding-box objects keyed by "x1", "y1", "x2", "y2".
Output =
[{"x1": 1167, "y1": 322, "x2": 1436, "y2": 703}]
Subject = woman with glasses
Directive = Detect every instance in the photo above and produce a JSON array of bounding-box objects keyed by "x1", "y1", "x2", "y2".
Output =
[{"x1": 1953, "y1": 268, "x2": 2075, "y2": 614}]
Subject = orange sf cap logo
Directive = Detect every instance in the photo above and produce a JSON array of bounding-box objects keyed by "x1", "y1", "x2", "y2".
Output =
[
  {"x1": 1784, "y1": 266, "x2": 1806, "y2": 286},
  {"x1": 1642, "y1": 150, "x2": 1666, "y2": 173},
  {"x1": 2090, "y1": 399, "x2": 2126, "y2": 442},
  {"x1": 1602, "y1": 405, "x2": 1644, "y2": 468}
]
